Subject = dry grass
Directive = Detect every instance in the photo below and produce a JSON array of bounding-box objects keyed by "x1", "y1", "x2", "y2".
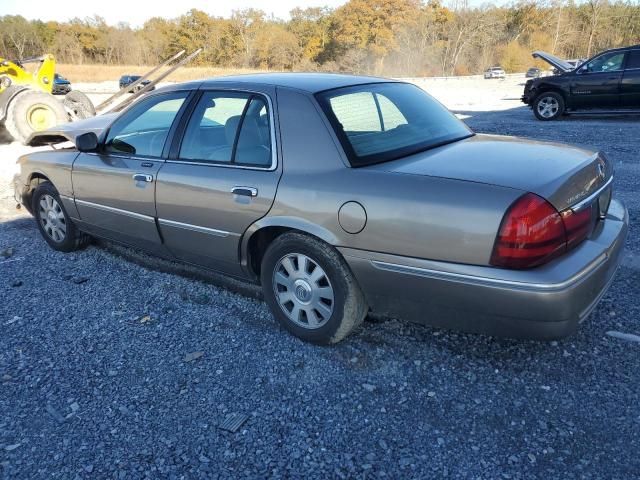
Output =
[{"x1": 56, "y1": 64, "x2": 269, "y2": 83}]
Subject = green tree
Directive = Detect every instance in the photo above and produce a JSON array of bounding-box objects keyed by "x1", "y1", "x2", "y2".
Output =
[
  {"x1": 289, "y1": 7, "x2": 333, "y2": 62},
  {"x1": 331, "y1": 0, "x2": 422, "y2": 73}
]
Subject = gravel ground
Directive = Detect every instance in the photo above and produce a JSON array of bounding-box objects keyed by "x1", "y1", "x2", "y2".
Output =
[{"x1": 1, "y1": 77, "x2": 639, "y2": 479}]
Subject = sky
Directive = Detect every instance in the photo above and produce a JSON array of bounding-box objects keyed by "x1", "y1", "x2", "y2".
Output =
[{"x1": 1, "y1": 0, "x2": 350, "y2": 26}]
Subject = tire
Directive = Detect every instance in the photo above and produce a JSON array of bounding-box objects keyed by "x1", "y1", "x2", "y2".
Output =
[
  {"x1": 260, "y1": 232, "x2": 368, "y2": 345},
  {"x1": 63, "y1": 91, "x2": 96, "y2": 120},
  {"x1": 32, "y1": 182, "x2": 91, "y2": 252},
  {"x1": 533, "y1": 91, "x2": 565, "y2": 121},
  {"x1": 4, "y1": 89, "x2": 68, "y2": 144}
]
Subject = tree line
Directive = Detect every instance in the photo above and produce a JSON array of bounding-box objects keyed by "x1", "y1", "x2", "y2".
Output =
[{"x1": 1, "y1": 0, "x2": 639, "y2": 77}]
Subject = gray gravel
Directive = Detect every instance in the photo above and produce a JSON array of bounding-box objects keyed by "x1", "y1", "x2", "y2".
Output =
[{"x1": 1, "y1": 105, "x2": 640, "y2": 479}]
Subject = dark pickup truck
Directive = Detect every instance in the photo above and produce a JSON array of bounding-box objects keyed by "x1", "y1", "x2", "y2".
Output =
[{"x1": 522, "y1": 45, "x2": 640, "y2": 120}]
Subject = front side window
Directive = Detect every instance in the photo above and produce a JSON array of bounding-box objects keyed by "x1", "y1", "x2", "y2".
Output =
[
  {"x1": 316, "y1": 82, "x2": 472, "y2": 166},
  {"x1": 179, "y1": 92, "x2": 272, "y2": 167},
  {"x1": 582, "y1": 52, "x2": 626, "y2": 73},
  {"x1": 104, "y1": 92, "x2": 188, "y2": 157}
]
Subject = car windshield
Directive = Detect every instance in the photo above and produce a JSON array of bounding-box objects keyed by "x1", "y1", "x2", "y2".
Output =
[{"x1": 315, "y1": 82, "x2": 473, "y2": 167}]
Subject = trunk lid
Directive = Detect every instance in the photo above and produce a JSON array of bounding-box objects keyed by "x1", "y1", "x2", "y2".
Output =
[
  {"x1": 367, "y1": 133, "x2": 612, "y2": 212},
  {"x1": 532, "y1": 51, "x2": 574, "y2": 73}
]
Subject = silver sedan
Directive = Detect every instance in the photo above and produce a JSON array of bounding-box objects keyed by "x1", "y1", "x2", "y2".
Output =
[{"x1": 14, "y1": 74, "x2": 628, "y2": 344}]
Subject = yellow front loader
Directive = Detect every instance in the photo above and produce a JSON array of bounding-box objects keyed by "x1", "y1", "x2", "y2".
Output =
[
  {"x1": 0, "y1": 50, "x2": 201, "y2": 144},
  {"x1": 0, "y1": 54, "x2": 94, "y2": 143},
  {"x1": 0, "y1": 54, "x2": 56, "y2": 93}
]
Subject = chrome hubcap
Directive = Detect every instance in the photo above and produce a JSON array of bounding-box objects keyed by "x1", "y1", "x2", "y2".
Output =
[
  {"x1": 273, "y1": 253, "x2": 334, "y2": 329},
  {"x1": 537, "y1": 96, "x2": 559, "y2": 118},
  {"x1": 38, "y1": 194, "x2": 66, "y2": 242}
]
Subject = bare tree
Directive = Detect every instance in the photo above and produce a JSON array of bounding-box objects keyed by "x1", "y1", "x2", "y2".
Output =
[{"x1": 586, "y1": 0, "x2": 605, "y2": 57}]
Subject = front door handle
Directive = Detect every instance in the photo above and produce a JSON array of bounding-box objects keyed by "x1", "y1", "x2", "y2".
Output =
[
  {"x1": 133, "y1": 173, "x2": 153, "y2": 183},
  {"x1": 231, "y1": 186, "x2": 258, "y2": 197}
]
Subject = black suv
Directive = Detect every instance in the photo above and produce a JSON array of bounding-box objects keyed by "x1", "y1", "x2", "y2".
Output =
[{"x1": 522, "y1": 45, "x2": 640, "y2": 120}]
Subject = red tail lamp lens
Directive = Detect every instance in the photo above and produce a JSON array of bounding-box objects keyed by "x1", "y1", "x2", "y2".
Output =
[
  {"x1": 562, "y1": 207, "x2": 593, "y2": 249},
  {"x1": 491, "y1": 193, "x2": 566, "y2": 269}
]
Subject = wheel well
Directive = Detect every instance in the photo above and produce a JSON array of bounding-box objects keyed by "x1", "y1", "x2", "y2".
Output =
[
  {"x1": 534, "y1": 86, "x2": 566, "y2": 102},
  {"x1": 246, "y1": 226, "x2": 292, "y2": 278},
  {"x1": 23, "y1": 173, "x2": 51, "y2": 213}
]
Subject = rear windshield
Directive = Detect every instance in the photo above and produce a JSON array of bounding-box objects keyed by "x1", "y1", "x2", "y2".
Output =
[{"x1": 315, "y1": 82, "x2": 472, "y2": 167}]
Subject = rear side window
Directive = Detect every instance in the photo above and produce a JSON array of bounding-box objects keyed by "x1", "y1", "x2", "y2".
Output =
[
  {"x1": 179, "y1": 91, "x2": 272, "y2": 167},
  {"x1": 626, "y1": 50, "x2": 640, "y2": 70},
  {"x1": 104, "y1": 92, "x2": 188, "y2": 157},
  {"x1": 316, "y1": 83, "x2": 472, "y2": 166},
  {"x1": 179, "y1": 92, "x2": 250, "y2": 163}
]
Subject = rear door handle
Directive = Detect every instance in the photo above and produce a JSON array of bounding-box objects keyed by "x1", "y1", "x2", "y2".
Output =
[
  {"x1": 231, "y1": 186, "x2": 258, "y2": 197},
  {"x1": 133, "y1": 173, "x2": 153, "y2": 183}
]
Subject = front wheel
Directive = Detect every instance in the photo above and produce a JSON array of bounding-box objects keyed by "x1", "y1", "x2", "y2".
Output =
[
  {"x1": 533, "y1": 92, "x2": 565, "y2": 121},
  {"x1": 261, "y1": 233, "x2": 368, "y2": 344},
  {"x1": 32, "y1": 182, "x2": 91, "y2": 252}
]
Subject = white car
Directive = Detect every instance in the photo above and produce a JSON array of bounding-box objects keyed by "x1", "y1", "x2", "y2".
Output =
[{"x1": 484, "y1": 67, "x2": 506, "y2": 79}]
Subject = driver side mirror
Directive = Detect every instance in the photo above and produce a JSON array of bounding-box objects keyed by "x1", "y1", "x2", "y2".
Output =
[{"x1": 75, "y1": 132, "x2": 99, "y2": 152}]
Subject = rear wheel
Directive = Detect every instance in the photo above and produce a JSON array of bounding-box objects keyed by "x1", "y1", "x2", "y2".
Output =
[
  {"x1": 4, "y1": 89, "x2": 67, "y2": 143},
  {"x1": 533, "y1": 91, "x2": 565, "y2": 121},
  {"x1": 260, "y1": 232, "x2": 368, "y2": 344},
  {"x1": 32, "y1": 182, "x2": 91, "y2": 252},
  {"x1": 63, "y1": 91, "x2": 96, "y2": 121}
]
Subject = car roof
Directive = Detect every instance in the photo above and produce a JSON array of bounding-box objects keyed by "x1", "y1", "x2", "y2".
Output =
[{"x1": 195, "y1": 73, "x2": 398, "y2": 93}]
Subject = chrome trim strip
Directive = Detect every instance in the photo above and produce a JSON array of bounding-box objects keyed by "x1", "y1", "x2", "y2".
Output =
[
  {"x1": 571, "y1": 176, "x2": 613, "y2": 212},
  {"x1": 157, "y1": 218, "x2": 235, "y2": 238},
  {"x1": 165, "y1": 159, "x2": 275, "y2": 171},
  {"x1": 370, "y1": 256, "x2": 607, "y2": 293},
  {"x1": 74, "y1": 199, "x2": 155, "y2": 223},
  {"x1": 59, "y1": 194, "x2": 74, "y2": 202}
]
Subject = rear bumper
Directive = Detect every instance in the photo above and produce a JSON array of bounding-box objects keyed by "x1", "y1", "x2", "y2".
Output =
[{"x1": 341, "y1": 199, "x2": 628, "y2": 340}]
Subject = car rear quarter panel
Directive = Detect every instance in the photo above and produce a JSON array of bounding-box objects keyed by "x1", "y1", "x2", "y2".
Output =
[{"x1": 258, "y1": 88, "x2": 523, "y2": 266}]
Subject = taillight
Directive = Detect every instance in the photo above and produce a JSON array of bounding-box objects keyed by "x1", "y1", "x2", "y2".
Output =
[
  {"x1": 491, "y1": 193, "x2": 566, "y2": 269},
  {"x1": 562, "y1": 207, "x2": 593, "y2": 249},
  {"x1": 491, "y1": 192, "x2": 594, "y2": 269}
]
